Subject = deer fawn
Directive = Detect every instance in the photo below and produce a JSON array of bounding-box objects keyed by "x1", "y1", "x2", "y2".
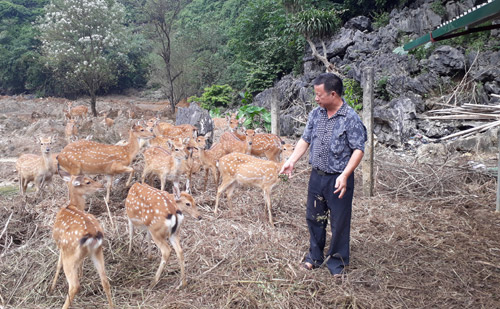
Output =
[
  {"x1": 194, "y1": 134, "x2": 226, "y2": 191},
  {"x1": 219, "y1": 129, "x2": 255, "y2": 156},
  {"x1": 57, "y1": 123, "x2": 154, "y2": 202},
  {"x1": 125, "y1": 183, "x2": 201, "y2": 288},
  {"x1": 16, "y1": 136, "x2": 57, "y2": 196},
  {"x1": 214, "y1": 143, "x2": 295, "y2": 226},
  {"x1": 232, "y1": 128, "x2": 283, "y2": 162},
  {"x1": 65, "y1": 119, "x2": 78, "y2": 144},
  {"x1": 141, "y1": 138, "x2": 189, "y2": 192},
  {"x1": 67, "y1": 102, "x2": 88, "y2": 120},
  {"x1": 51, "y1": 169, "x2": 113, "y2": 309}
]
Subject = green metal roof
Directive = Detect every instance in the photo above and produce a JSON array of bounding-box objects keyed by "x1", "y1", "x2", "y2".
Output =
[{"x1": 403, "y1": 0, "x2": 500, "y2": 51}]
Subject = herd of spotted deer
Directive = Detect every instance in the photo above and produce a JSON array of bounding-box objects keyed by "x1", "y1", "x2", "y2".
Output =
[{"x1": 14, "y1": 102, "x2": 295, "y2": 308}]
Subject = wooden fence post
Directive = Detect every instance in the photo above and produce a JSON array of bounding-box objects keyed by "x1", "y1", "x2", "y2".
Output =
[
  {"x1": 362, "y1": 67, "x2": 374, "y2": 197},
  {"x1": 496, "y1": 128, "x2": 500, "y2": 212}
]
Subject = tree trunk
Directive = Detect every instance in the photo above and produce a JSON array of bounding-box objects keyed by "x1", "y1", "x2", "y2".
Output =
[
  {"x1": 306, "y1": 37, "x2": 340, "y2": 75},
  {"x1": 90, "y1": 91, "x2": 97, "y2": 117}
]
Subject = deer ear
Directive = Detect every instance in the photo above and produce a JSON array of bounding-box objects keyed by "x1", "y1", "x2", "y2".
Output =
[
  {"x1": 239, "y1": 117, "x2": 246, "y2": 124},
  {"x1": 255, "y1": 128, "x2": 263, "y2": 134},
  {"x1": 58, "y1": 168, "x2": 71, "y2": 182}
]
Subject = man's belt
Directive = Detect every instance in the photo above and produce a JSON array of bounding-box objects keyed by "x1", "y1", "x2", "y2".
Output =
[{"x1": 313, "y1": 167, "x2": 336, "y2": 176}]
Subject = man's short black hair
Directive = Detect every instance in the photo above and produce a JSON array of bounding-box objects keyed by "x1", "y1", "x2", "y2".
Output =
[{"x1": 313, "y1": 73, "x2": 343, "y2": 96}]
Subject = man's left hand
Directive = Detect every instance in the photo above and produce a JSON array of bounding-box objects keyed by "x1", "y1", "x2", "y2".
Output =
[{"x1": 334, "y1": 174, "x2": 347, "y2": 199}]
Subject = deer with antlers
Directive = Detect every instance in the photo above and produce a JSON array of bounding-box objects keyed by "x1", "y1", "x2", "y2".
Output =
[
  {"x1": 16, "y1": 136, "x2": 57, "y2": 196},
  {"x1": 50, "y1": 169, "x2": 113, "y2": 309},
  {"x1": 141, "y1": 138, "x2": 190, "y2": 192},
  {"x1": 57, "y1": 123, "x2": 154, "y2": 202},
  {"x1": 126, "y1": 182, "x2": 201, "y2": 288},
  {"x1": 214, "y1": 143, "x2": 295, "y2": 226}
]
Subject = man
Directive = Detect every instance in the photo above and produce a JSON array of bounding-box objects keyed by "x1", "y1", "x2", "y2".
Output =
[{"x1": 280, "y1": 73, "x2": 367, "y2": 276}]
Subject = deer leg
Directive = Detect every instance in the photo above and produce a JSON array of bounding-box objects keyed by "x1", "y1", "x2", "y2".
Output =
[
  {"x1": 125, "y1": 166, "x2": 134, "y2": 186},
  {"x1": 146, "y1": 231, "x2": 154, "y2": 260},
  {"x1": 150, "y1": 234, "x2": 172, "y2": 287},
  {"x1": 225, "y1": 182, "x2": 237, "y2": 214},
  {"x1": 160, "y1": 173, "x2": 167, "y2": 191},
  {"x1": 141, "y1": 168, "x2": 148, "y2": 185},
  {"x1": 105, "y1": 175, "x2": 113, "y2": 203},
  {"x1": 91, "y1": 247, "x2": 113, "y2": 308},
  {"x1": 169, "y1": 233, "x2": 186, "y2": 289},
  {"x1": 50, "y1": 251, "x2": 63, "y2": 293},
  {"x1": 61, "y1": 253, "x2": 82, "y2": 309},
  {"x1": 127, "y1": 219, "x2": 134, "y2": 255},
  {"x1": 263, "y1": 187, "x2": 274, "y2": 226},
  {"x1": 214, "y1": 179, "x2": 235, "y2": 214},
  {"x1": 203, "y1": 168, "x2": 209, "y2": 191}
]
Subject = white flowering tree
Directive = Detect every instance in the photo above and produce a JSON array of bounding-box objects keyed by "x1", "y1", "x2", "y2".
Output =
[{"x1": 38, "y1": 0, "x2": 128, "y2": 116}]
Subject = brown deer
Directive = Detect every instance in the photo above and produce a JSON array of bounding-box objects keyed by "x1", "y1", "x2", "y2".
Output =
[
  {"x1": 194, "y1": 134, "x2": 226, "y2": 191},
  {"x1": 219, "y1": 129, "x2": 255, "y2": 156},
  {"x1": 101, "y1": 113, "x2": 114, "y2": 129},
  {"x1": 16, "y1": 136, "x2": 57, "y2": 196},
  {"x1": 65, "y1": 119, "x2": 78, "y2": 144},
  {"x1": 212, "y1": 112, "x2": 239, "y2": 131},
  {"x1": 67, "y1": 102, "x2": 88, "y2": 120},
  {"x1": 57, "y1": 123, "x2": 154, "y2": 202},
  {"x1": 125, "y1": 182, "x2": 201, "y2": 288},
  {"x1": 214, "y1": 143, "x2": 295, "y2": 226},
  {"x1": 50, "y1": 169, "x2": 113, "y2": 309},
  {"x1": 141, "y1": 138, "x2": 189, "y2": 192},
  {"x1": 233, "y1": 127, "x2": 283, "y2": 162}
]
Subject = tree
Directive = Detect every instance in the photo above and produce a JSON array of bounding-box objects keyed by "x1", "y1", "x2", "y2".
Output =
[
  {"x1": 37, "y1": 0, "x2": 129, "y2": 116},
  {"x1": 144, "y1": 0, "x2": 190, "y2": 113},
  {"x1": 285, "y1": 1, "x2": 343, "y2": 74}
]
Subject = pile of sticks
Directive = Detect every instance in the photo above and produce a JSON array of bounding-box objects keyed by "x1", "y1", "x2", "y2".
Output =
[{"x1": 422, "y1": 94, "x2": 500, "y2": 140}]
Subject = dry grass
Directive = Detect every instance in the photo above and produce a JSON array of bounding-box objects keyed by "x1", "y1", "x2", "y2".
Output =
[{"x1": 1, "y1": 96, "x2": 499, "y2": 308}]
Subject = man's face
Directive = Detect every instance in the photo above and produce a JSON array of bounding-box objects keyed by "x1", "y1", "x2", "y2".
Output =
[{"x1": 314, "y1": 84, "x2": 335, "y2": 109}]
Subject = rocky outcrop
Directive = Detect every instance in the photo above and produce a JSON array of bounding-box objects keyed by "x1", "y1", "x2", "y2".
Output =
[{"x1": 253, "y1": 0, "x2": 500, "y2": 151}]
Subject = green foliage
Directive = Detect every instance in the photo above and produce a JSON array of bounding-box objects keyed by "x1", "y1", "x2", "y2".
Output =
[
  {"x1": 237, "y1": 104, "x2": 271, "y2": 131},
  {"x1": 343, "y1": 78, "x2": 363, "y2": 111},
  {"x1": 37, "y1": 0, "x2": 130, "y2": 100},
  {"x1": 189, "y1": 84, "x2": 234, "y2": 112},
  {"x1": 239, "y1": 90, "x2": 253, "y2": 105},
  {"x1": 435, "y1": 21, "x2": 493, "y2": 53},
  {"x1": 331, "y1": 0, "x2": 408, "y2": 22},
  {"x1": 372, "y1": 11, "x2": 390, "y2": 29},
  {"x1": 376, "y1": 76, "x2": 391, "y2": 101},
  {"x1": 0, "y1": 0, "x2": 50, "y2": 94},
  {"x1": 289, "y1": 8, "x2": 341, "y2": 39},
  {"x1": 227, "y1": 0, "x2": 304, "y2": 95},
  {"x1": 430, "y1": 0, "x2": 446, "y2": 18}
]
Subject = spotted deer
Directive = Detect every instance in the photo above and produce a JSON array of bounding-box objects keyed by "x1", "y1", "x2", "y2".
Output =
[
  {"x1": 125, "y1": 182, "x2": 201, "y2": 288},
  {"x1": 65, "y1": 119, "x2": 78, "y2": 144},
  {"x1": 141, "y1": 138, "x2": 189, "y2": 192},
  {"x1": 50, "y1": 169, "x2": 113, "y2": 309},
  {"x1": 147, "y1": 118, "x2": 197, "y2": 140},
  {"x1": 233, "y1": 128, "x2": 283, "y2": 162},
  {"x1": 57, "y1": 123, "x2": 154, "y2": 202},
  {"x1": 214, "y1": 143, "x2": 295, "y2": 226},
  {"x1": 194, "y1": 134, "x2": 226, "y2": 191},
  {"x1": 219, "y1": 129, "x2": 255, "y2": 156},
  {"x1": 212, "y1": 113, "x2": 239, "y2": 131},
  {"x1": 16, "y1": 136, "x2": 57, "y2": 196},
  {"x1": 67, "y1": 102, "x2": 88, "y2": 120}
]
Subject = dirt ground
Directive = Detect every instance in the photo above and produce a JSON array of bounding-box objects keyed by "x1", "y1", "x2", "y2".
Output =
[{"x1": 0, "y1": 95, "x2": 499, "y2": 308}]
